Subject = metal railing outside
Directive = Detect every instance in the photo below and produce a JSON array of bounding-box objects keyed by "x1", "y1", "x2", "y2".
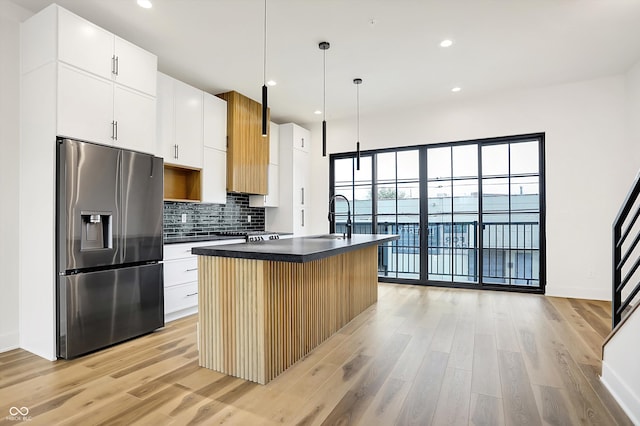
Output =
[{"x1": 336, "y1": 220, "x2": 540, "y2": 284}]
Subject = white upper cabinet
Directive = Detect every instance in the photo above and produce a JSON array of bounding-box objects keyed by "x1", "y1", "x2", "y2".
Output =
[
  {"x1": 156, "y1": 72, "x2": 204, "y2": 168},
  {"x1": 250, "y1": 122, "x2": 279, "y2": 207},
  {"x1": 57, "y1": 63, "x2": 113, "y2": 145},
  {"x1": 57, "y1": 8, "x2": 113, "y2": 80},
  {"x1": 265, "y1": 123, "x2": 311, "y2": 234},
  {"x1": 58, "y1": 63, "x2": 155, "y2": 154},
  {"x1": 292, "y1": 123, "x2": 310, "y2": 153},
  {"x1": 204, "y1": 92, "x2": 227, "y2": 151},
  {"x1": 113, "y1": 37, "x2": 157, "y2": 96},
  {"x1": 113, "y1": 85, "x2": 156, "y2": 154},
  {"x1": 23, "y1": 4, "x2": 157, "y2": 153},
  {"x1": 202, "y1": 92, "x2": 228, "y2": 204},
  {"x1": 57, "y1": 7, "x2": 157, "y2": 96},
  {"x1": 173, "y1": 80, "x2": 203, "y2": 167},
  {"x1": 202, "y1": 147, "x2": 227, "y2": 204},
  {"x1": 269, "y1": 121, "x2": 279, "y2": 165}
]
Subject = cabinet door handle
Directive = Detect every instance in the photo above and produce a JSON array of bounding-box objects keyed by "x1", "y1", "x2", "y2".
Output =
[
  {"x1": 186, "y1": 267, "x2": 198, "y2": 272},
  {"x1": 301, "y1": 187, "x2": 305, "y2": 205},
  {"x1": 301, "y1": 137, "x2": 304, "y2": 148},
  {"x1": 174, "y1": 144, "x2": 179, "y2": 159},
  {"x1": 301, "y1": 209, "x2": 305, "y2": 227},
  {"x1": 111, "y1": 121, "x2": 117, "y2": 140},
  {"x1": 111, "y1": 55, "x2": 116, "y2": 75},
  {"x1": 114, "y1": 121, "x2": 118, "y2": 141},
  {"x1": 186, "y1": 292, "x2": 198, "y2": 297},
  {"x1": 114, "y1": 55, "x2": 119, "y2": 76}
]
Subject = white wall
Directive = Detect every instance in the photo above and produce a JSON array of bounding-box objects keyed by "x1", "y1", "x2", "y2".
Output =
[
  {"x1": 626, "y1": 59, "x2": 640, "y2": 165},
  {"x1": 600, "y1": 58, "x2": 640, "y2": 423},
  {"x1": 0, "y1": 0, "x2": 31, "y2": 352},
  {"x1": 602, "y1": 308, "x2": 640, "y2": 424},
  {"x1": 306, "y1": 75, "x2": 638, "y2": 300}
]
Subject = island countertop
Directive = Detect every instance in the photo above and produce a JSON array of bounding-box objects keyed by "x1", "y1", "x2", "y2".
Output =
[{"x1": 191, "y1": 233, "x2": 398, "y2": 263}]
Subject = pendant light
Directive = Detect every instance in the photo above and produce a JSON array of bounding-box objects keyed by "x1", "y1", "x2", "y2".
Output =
[
  {"x1": 261, "y1": 0, "x2": 268, "y2": 137},
  {"x1": 319, "y1": 41, "x2": 330, "y2": 157},
  {"x1": 354, "y1": 78, "x2": 362, "y2": 170}
]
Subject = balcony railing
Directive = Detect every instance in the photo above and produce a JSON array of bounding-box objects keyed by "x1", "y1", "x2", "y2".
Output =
[{"x1": 336, "y1": 220, "x2": 540, "y2": 285}]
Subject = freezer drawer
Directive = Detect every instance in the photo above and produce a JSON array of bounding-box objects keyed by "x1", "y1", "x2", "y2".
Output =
[{"x1": 57, "y1": 263, "x2": 164, "y2": 359}]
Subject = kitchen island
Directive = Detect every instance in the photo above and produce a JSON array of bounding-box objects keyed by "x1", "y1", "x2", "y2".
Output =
[{"x1": 192, "y1": 234, "x2": 398, "y2": 384}]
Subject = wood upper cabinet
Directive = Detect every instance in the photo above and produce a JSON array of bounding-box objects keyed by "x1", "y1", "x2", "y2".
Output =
[{"x1": 216, "y1": 91, "x2": 269, "y2": 195}]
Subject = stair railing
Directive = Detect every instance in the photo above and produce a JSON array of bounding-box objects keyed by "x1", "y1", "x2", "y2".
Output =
[{"x1": 612, "y1": 171, "x2": 640, "y2": 327}]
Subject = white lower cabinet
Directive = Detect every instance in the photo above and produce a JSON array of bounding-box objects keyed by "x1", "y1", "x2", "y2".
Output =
[
  {"x1": 163, "y1": 239, "x2": 243, "y2": 322},
  {"x1": 164, "y1": 282, "x2": 199, "y2": 317}
]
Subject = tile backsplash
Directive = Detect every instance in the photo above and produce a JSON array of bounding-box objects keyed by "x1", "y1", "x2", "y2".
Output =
[{"x1": 164, "y1": 193, "x2": 265, "y2": 240}]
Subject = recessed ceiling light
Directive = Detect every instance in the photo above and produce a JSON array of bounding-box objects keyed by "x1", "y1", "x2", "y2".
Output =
[
  {"x1": 137, "y1": 0, "x2": 152, "y2": 8},
  {"x1": 267, "y1": 80, "x2": 277, "y2": 87},
  {"x1": 451, "y1": 87, "x2": 461, "y2": 92},
  {"x1": 440, "y1": 39, "x2": 453, "y2": 48},
  {"x1": 314, "y1": 110, "x2": 322, "y2": 115}
]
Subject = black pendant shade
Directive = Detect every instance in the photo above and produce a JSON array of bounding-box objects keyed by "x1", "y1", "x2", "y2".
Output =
[
  {"x1": 262, "y1": 84, "x2": 268, "y2": 137},
  {"x1": 354, "y1": 78, "x2": 362, "y2": 170},
  {"x1": 322, "y1": 120, "x2": 327, "y2": 156},
  {"x1": 261, "y1": 0, "x2": 268, "y2": 137}
]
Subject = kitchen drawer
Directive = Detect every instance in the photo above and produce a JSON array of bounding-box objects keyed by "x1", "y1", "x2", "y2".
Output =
[
  {"x1": 163, "y1": 239, "x2": 244, "y2": 261},
  {"x1": 164, "y1": 243, "x2": 197, "y2": 261},
  {"x1": 164, "y1": 281, "x2": 198, "y2": 314},
  {"x1": 164, "y1": 257, "x2": 198, "y2": 286}
]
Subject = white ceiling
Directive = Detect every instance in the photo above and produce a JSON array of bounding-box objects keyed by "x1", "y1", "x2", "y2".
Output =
[{"x1": 16, "y1": 0, "x2": 640, "y2": 125}]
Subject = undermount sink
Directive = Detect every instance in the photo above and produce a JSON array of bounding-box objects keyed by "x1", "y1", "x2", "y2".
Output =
[{"x1": 311, "y1": 234, "x2": 346, "y2": 240}]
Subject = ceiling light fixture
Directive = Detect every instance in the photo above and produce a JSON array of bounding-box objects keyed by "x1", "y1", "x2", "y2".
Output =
[
  {"x1": 451, "y1": 87, "x2": 461, "y2": 92},
  {"x1": 137, "y1": 0, "x2": 152, "y2": 9},
  {"x1": 354, "y1": 78, "x2": 362, "y2": 170},
  {"x1": 319, "y1": 41, "x2": 330, "y2": 157},
  {"x1": 261, "y1": 0, "x2": 268, "y2": 137},
  {"x1": 267, "y1": 80, "x2": 277, "y2": 86},
  {"x1": 440, "y1": 39, "x2": 453, "y2": 47},
  {"x1": 314, "y1": 110, "x2": 322, "y2": 115}
]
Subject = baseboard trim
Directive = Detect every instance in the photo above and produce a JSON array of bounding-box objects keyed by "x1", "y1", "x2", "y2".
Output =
[
  {"x1": 545, "y1": 286, "x2": 610, "y2": 301},
  {"x1": 165, "y1": 306, "x2": 198, "y2": 323},
  {"x1": 0, "y1": 331, "x2": 19, "y2": 354},
  {"x1": 601, "y1": 361, "x2": 640, "y2": 425}
]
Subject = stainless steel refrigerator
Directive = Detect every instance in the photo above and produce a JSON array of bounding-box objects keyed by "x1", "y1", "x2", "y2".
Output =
[{"x1": 56, "y1": 138, "x2": 164, "y2": 359}]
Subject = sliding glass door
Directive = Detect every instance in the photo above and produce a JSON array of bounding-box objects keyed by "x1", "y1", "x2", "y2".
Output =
[
  {"x1": 329, "y1": 134, "x2": 545, "y2": 292},
  {"x1": 426, "y1": 144, "x2": 479, "y2": 284}
]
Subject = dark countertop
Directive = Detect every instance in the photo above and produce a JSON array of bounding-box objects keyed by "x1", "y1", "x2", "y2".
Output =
[{"x1": 191, "y1": 234, "x2": 399, "y2": 263}]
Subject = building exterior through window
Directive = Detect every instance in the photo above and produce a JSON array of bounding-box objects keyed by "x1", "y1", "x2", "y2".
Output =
[{"x1": 329, "y1": 134, "x2": 545, "y2": 293}]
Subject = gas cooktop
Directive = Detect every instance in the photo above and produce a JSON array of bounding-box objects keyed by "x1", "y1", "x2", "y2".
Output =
[{"x1": 215, "y1": 231, "x2": 280, "y2": 242}]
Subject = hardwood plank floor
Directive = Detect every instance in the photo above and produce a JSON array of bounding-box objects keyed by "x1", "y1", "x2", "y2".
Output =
[{"x1": 0, "y1": 284, "x2": 632, "y2": 425}]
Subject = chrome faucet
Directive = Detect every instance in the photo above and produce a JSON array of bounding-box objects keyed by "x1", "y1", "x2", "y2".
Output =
[{"x1": 328, "y1": 194, "x2": 352, "y2": 238}]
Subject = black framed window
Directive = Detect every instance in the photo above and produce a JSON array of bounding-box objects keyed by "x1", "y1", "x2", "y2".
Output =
[{"x1": 329, "y1": 133, "x2": 545, "y2": 293}]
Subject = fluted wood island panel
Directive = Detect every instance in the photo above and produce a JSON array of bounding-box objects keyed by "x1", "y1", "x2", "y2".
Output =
[{"x1": 196, "y1": 236, "x2": 396, "y2": 384}]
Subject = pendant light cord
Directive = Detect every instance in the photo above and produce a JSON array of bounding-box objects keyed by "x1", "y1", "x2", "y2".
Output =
[
  {"x1": 263, "y1": 0, "x2": 267, "y2": 85},
  {"x1": 323, "y1": 49, "x2": 326, "y2": 122},
  {"x1": 356, "y1": 83, "x2": 360, "y2": 142}
]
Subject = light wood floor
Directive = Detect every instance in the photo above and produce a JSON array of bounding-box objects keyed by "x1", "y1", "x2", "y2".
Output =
[{"x1": 0, "y1": 284, "x2": 631, "y2": 425}]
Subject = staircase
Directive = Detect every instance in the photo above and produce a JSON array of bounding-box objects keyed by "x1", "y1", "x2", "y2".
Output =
[{"x1": 601, "y1": 172, "x2": 640, "y2": 424}]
